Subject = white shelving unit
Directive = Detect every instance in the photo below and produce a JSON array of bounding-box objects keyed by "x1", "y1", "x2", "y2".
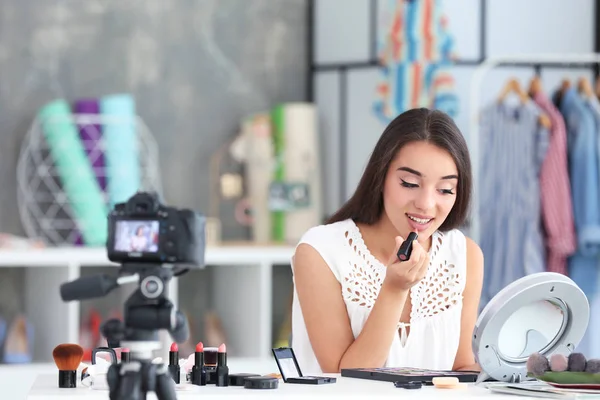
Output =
[{"x1": 0, "y1": 244, "x2": 295, "y2": 363}]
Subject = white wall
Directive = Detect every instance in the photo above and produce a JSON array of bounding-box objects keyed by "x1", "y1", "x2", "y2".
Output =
[{"x1": 313, "y1": 0, "x2": 596, "y2": 215}]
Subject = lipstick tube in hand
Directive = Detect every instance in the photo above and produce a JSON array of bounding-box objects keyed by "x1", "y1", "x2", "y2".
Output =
[{"x1": 397, "y1": 232, "x2": 418, "y2": 261}]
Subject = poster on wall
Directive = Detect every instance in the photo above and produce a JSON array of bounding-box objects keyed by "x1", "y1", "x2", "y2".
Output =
[{"x1": 374, "y1": 0, "x2": 458, "y2": 123}]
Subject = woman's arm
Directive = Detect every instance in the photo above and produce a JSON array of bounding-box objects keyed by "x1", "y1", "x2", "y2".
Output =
[
  {"x1": 293, "y1": 243, "x2": 408, "y2": 373},
  {"x1": 293, "y1": 236, "x2": 429, "y2": 373},
  {"x1": 452, "y1": 236, "x2": 484, "y2": 371}
]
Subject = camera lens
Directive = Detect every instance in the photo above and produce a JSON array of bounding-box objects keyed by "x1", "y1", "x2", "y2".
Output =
[{"x1": 140, "y1": 276, "x2": 164, "y2": 299}]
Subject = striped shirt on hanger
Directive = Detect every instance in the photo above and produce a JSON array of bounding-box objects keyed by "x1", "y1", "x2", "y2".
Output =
[
  {"x1": 478, "y1": 100, "x2": 549, "y2": 307},
  {"x1": 532, "y1": 93, "x2": 577, "y2": 275}
]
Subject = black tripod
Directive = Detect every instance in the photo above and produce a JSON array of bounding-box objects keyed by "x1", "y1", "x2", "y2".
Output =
[{"x1": 61, "y1": 263, "x2": 189, "y2": 400}]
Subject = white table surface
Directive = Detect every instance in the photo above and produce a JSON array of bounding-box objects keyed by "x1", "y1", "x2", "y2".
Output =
[
  {"x1": 3, "y1": 359, "x2": 563, "y2": 400},
  {"x1": 26, "y1": 373, "x2": 516, "y2": 400}
]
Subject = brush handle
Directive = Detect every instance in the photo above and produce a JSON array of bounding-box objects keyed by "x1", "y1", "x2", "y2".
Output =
[{"x1": 58, "y1": 370, "x2": 77, "y2": 388}]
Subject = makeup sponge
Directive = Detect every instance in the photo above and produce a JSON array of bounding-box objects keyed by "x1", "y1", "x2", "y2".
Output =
[
  {"x1": 527, "y1": 353, "x2": 550, "y2": 376},
  {"x1": 432, "y1": 377, "x2": 462, "y2": 389},
  {"x1": 585, "y1": 359, "x2": 600, "y2": 373},
  {"x1": 567, "y1": 353, "x2": 587, "y2": 372},
  {"x1": 549, "y1": 354, "x2": 568, "y2": 372}
]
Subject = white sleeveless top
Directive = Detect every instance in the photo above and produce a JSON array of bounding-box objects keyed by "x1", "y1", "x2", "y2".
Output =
[{"x1": 290, "y1": 218, "x2": 467, "y2": 374}]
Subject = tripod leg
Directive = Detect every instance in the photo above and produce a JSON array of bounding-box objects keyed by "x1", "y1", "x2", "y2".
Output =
[
  {"x1": 107, "y1": 363, "x2": 120, "y2": 400},
  {"x1": 154, "y1": 363, "x2": 178, "y2": 400},
  {"x1": 109, "y1": 361, "x2": 143, "y2": 400}
]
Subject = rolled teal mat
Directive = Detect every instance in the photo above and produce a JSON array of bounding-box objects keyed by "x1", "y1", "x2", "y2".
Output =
[
  {"x1": 38, "y1": 99, "x2": 108, "y2": 245},
  {"x1": 100, "y1": 94, "x2": 141, "y2": 207}
]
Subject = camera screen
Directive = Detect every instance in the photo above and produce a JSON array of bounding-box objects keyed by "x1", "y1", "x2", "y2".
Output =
[{"x1": 114, "y1": 220, "x2": 160, "y2": 253}]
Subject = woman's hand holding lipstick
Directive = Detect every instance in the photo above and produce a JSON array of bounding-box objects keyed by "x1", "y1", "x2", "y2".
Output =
[{"x1": 383, "y1": 232, "x2": 429, "y2": 291}]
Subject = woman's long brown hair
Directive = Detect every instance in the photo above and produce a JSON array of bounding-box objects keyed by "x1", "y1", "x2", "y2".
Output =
[{"x1": 326, "y1": 108, "x2": 472, "y2": 232}]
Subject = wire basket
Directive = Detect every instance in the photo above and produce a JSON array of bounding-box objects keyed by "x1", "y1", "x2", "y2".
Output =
[{"x1": 16, "y1": 113, "x2": 163, "y2": 246}]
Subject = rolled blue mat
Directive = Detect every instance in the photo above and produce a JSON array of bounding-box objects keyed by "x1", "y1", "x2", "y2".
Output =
[
  {"x1": 100, "y1": 94, "x2": 141, "y2": 207},
  {"x1": 38, "y1": 99, "x2": 108, "y2": 246}
]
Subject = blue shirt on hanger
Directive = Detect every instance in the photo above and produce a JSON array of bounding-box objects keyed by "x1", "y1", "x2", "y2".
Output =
[{"x1": 559, "y1": 88, "x2": 600, "y2": 298}]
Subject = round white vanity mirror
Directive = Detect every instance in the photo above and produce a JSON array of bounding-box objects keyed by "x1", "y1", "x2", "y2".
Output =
[{"x1": 472, "y1": 272, "x2": 589, "y2": 383}]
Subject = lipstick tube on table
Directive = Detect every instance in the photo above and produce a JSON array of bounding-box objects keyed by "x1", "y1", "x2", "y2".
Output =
[
  {"x1": 168, "y1": 343, "x2": 180, "y2": 384},
  {"x1": 120, "y1": 348, "x2": 130, "y2": 363},
  {"x1": 191, "y1": 342, "x2": 206, "y2": 386},
  {"x1": 215, "y1": 343, "x2": 229, "y2": 387}
]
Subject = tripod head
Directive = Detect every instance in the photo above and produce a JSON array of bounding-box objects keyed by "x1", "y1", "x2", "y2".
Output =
[
  {"x1": 60, "y1": 192, "x2": 206, "y2": 358},
  {"x1": 60, "y1": 262, "x2": 189, "y2": 359}
]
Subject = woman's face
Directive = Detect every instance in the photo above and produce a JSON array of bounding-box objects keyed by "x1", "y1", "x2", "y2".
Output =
[{"x1": 382, "y1": 141, "x2": 458, "y2": 241}]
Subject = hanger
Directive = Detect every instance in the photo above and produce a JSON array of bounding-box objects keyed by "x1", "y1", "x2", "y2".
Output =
[
  {"x1": 578, "y1": 77, "x2": 594, "y2": 98},
  {"x1": 498, "y1": 78, "x2": 529, "y2": 104},
  {"x1": 560, "y1": 79, "x2": 571, "y2": 94},
  {"x1": 528, "y1": 76, "x2": 543, "y2": 97},
  {"x1": 499, "y1": 78, "x2": 552, "y2": 129}
]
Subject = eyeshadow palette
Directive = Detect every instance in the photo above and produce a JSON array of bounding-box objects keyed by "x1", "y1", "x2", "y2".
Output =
[{"x1": 340, "y1": 367, "x2": 480, "y2": 384}]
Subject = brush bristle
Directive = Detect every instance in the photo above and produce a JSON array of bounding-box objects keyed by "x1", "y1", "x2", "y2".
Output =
[
  {"x1": 585, "y1": 359, "x2": 600, "y2": 373},
  {"x1": 526, "y1": 353, "x2": 550, "y2": 376},
  {"x1": 549, "y1": 354, "x2": 568, "y2": 372},
  {"x1": 568, "y1": 353, "x2": 587, "y2": 372},
  {"x1": 52, "y1": 343, "x2": 84, "y2": 371}
]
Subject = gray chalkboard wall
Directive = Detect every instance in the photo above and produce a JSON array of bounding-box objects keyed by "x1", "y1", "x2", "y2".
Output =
[
  {"x1": 0, "y1": 0, "x2": 308, "y2": 238},
  {"x1": 0, "y1": 0, "x2": 306, "y2": 351}
]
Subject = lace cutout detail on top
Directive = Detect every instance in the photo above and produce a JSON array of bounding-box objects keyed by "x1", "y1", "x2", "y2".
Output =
[
  {"x1": 342, "y1": 228, "x2": 386, "y2": 308},
  {"x1": 341, "y1": 224, "x2": 463, "y2": 319},
  {"x1": 411, "y1": 232, "x2": 464, "y2": 321}
]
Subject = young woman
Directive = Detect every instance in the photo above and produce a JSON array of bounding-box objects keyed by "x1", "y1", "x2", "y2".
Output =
[{"x1": 291, "y1": 108, "x2": 484, "y2": 374}]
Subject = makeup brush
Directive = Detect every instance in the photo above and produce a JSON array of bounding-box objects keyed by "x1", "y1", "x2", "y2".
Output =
[
  {"x1": 526, "y1": 353, "x2": 549, "y2": 376},
  {"x1": 549, "y1": 354, "x2": 568, "y2": 372},
  {"x1": 52, "y1": 343, "x2": 84, "y2": 388},
  {"x1": 567, "y1": 353, "x2": 587, "y2": 372},
  {"x1": 585, "y1": 359, "x2": 600, "y2": 373}
]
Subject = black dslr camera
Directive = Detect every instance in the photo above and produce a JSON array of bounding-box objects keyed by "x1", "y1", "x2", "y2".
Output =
[
  {"x1": 60, "y1": 192, "x2": 207, "y2": 400},
  {"x1": 107, "y1": 191, "x2": 205, "y2": 268}
]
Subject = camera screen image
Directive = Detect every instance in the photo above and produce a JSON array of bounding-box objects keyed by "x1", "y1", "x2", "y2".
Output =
[{"x1": 114, "y1": 220, "x2": 159, "y2": 253}]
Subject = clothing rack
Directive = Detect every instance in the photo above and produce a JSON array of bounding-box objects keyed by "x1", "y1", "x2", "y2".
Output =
[{"x1": 468, "y1": 53, "x2": 600, "y2": 244}]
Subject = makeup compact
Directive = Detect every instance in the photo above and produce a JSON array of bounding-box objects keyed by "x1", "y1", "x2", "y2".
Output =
[
  {"x1": 203, "y1": 346, "x2": 218, "y2": 384},
  {"x1": 473, "y1": 272, "x2": 589, "y2": 384},
  {"x1": 272, "y1": 347, "x2": 336, "y2": 385},
  {"x1": 91, "y1": 347, "x2": 117, "y2": 365},
  {"x1": 341, "y1": 367, "x2": 478, "y2": 384},
  {"x1": 244, "y1": 376, "x2": 279, "y2": 390},
  {"x1": 394, "y1": 381, "x2": 422, "y2": 389}
]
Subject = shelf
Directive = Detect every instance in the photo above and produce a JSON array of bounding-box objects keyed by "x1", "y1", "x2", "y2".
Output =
[
  {"x1": 0, "y1": 243, "x2": 295, "y2": 267},
  {"x1": 0, "y1": 242, "x2": 296, "y2": 365}
]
